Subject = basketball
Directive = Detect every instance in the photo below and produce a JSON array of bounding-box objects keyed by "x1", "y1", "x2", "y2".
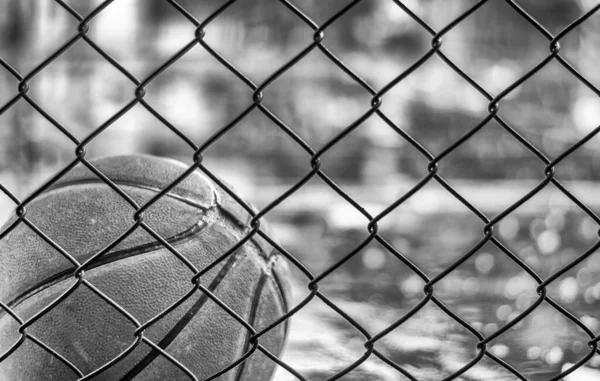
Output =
[{"x1": 0, "y1": 155, "x2": 291, "y2": 380}]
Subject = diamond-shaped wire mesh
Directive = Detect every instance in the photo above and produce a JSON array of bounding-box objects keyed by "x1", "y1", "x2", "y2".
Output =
[{"x1": 1, "y1": 0, "x2": 600, "y2": 380}]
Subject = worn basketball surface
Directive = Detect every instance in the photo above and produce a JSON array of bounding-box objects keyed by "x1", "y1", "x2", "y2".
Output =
[{"x1": 0, "y1": 155, "x2": 290, "y2": 380}]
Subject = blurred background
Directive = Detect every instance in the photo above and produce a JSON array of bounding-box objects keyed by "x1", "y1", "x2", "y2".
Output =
[{"x1": 1, "y1": 0, "x2": 600, "y2": 379}]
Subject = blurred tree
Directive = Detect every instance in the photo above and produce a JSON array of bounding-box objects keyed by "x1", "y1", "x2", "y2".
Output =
[
  {"x1": 471, "y1": 0, "x2": 582, "y2": 62},
  {"x1": 2, "y1": 0, "x2": 598, "y2": 185},
  {"x1": 0, "y1": 2, "x2": 32, "y2": 177}
]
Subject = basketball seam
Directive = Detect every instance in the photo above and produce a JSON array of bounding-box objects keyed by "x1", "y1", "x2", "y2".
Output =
[
  {"x1": 214, "y1": 200, "x2": 291, "y2": 343},
  {"x1": 119, "y1": 237, "x2": 247, "y2": 380},
  {"x1": 210, "y1": 192, "x2": 289, "y2": 314},
  {"x1": 269, "y1": 265, "x2": 290, "y2": 342},
  {"x1": 43, "y1": 178, "x2": 213, "y2": 210},
  {"x1": 0, "y1": 221, "x2": 209, "y2": 316},
  {"x1": 233, "y1": 272, "x2": 268, "y2": 381}
]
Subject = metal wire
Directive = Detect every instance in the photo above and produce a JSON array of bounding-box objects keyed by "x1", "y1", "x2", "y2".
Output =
[{"x1": 1, "y1": 0, "x2": 600, "y2": 380}]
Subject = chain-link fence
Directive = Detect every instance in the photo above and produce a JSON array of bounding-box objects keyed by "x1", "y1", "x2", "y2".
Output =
[{"x1": 1, "y1": 0, "x2": 600, "y2": 380}]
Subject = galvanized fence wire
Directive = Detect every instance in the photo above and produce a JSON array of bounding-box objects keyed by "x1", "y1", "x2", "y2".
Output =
[{"x1": 1, "y1": 0, "x2": 600, "y2": 379}]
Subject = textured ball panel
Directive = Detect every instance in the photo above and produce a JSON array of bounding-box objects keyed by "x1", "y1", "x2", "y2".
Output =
[
  {"x1": 0, "y1": 184, "x2": 207, "y2": 304},
  {"x1": 0, "y1": 283, "x2": 137, "y2": 380},
  {"x1": 51, "y1": 155, "x2": 215, "y2": 208},
  {"x1": 0, "y1": 336, "x2": 78, "y2": 380}
]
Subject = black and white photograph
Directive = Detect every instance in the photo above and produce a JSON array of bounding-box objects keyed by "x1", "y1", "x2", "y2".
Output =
[{"x1": 1, "y1": 1, "x2": 600, "y2": 380}]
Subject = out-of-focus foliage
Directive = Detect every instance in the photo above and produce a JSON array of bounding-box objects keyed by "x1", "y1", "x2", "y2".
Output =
[{"x1": 1, "y1": 0, "x2": 599, "y2": 188}]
